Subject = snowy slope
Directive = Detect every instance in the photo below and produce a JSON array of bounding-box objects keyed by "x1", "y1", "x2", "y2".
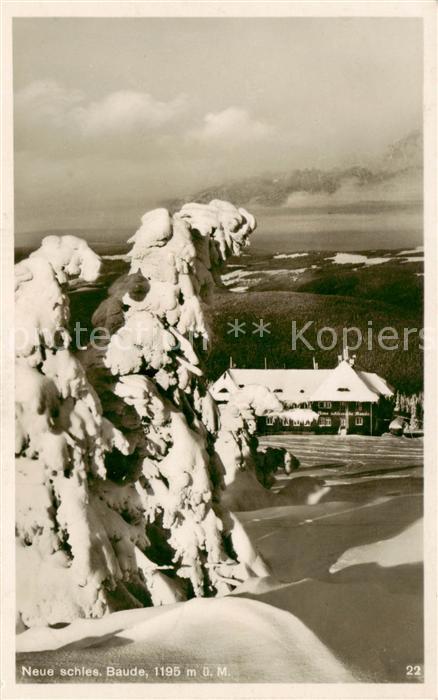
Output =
[{"x1": 17, "y1": 596, "x2": 354, "y2": 682}]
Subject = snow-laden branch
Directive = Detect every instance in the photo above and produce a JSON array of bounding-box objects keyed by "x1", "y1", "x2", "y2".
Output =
[
  {"x1": 15, "y1": 202, "x2": 274, "y2": 629},
  {"x1": 15, "y1": 236, "x2": 149, "y2": 627}
]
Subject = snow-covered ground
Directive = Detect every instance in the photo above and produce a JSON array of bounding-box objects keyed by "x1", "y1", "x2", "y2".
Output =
[
  {"x1": 384, "y1": 245, "x2": 423, "y2": 264},
  {"x1": 16, "y1": 596, "x2": 353, "y2": 683},
  {"x1": 274, "y1": 252, "x2": 309, "y2": 260},
  {"x1": 229, "y1": 286, "x2": 249, "y2": 293},
  {"x1": 216, "y1": 246, "x2": 423, "y2": 294},
  {"x1": 101, "y1": 254, "x2": 130, "y2": 261},
  {"x1": 259, "y1": 433, "x2": 423, "y2": 471},
  {"x1": 324, "y1": 250, "x2": 423, "y2": 266},
  {"x1": 220, "y1": 268, "x2": 250, "y2": 284},
  {"x1": 17, "y1": 435, "x2": 423, "y2": 684},
  {"x1": 326, "y1": 253, "x2": 391, "y2": 266},
  {"x1": 237, "y1": 434, "x2": 423, "y2": 682},
  {"x1": 221, "y1": 266, "x2": 308, "y2": 291},
  {"x1": 397, "y1": 246, "x2": 423, "y2": 256}
]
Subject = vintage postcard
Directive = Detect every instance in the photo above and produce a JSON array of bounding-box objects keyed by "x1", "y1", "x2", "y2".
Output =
[{"x1": 1, "y1": 1, "x2": 437, "y2": 699}]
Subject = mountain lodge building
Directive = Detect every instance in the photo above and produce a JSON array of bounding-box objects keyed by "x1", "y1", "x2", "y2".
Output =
[{"x1": 210, "y1": 349, "x2": 394, "y2": 435}]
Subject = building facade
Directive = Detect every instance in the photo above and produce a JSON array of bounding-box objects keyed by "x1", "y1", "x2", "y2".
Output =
[{"x1": 210, "y1": 351, "x2": 394, "y2": 436}]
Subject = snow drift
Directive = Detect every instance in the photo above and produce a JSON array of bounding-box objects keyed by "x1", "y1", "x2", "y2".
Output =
[
  {"x1": 15, "y1": 201, "x2": 275, "y2": 629},
  {"x1": 16, "y1": 596, "x2": 355, "y2": 682}
]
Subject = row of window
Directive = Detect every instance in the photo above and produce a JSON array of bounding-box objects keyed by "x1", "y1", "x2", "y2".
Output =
[
  {"x1": 319, "y1": 416, "x2": 364, "y2": 426},
  {"x1": 318, "y1": 401, "x2": 364, "y2": 410},
  {"x1": 217, "y1": 391, "x2": 366, "y2": 413},
  {"x1": 267, "y1": 416, "x2": 365, "y2": 427},
  {"x1": 266, "y1": 416, "x2": 314, "y2": 426}
]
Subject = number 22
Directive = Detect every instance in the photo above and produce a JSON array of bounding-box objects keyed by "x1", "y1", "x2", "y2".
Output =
[{"x1": 406, "y1": 665, "x2": 422, "y2": 676}]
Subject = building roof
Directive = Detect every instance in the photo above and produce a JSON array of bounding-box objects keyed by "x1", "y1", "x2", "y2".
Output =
[
  {"x1": 210, "y1": 362, "x2": 393, "y2": 404},
  {"x1": 274, "y1": 407, "x2": 320, "y2": 423}
]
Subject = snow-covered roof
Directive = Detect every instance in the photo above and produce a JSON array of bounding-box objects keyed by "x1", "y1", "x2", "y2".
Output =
[
  {"x1": 217, "y1": 368, "x2": 330, "y2": 405},
  {"x1": 311, "y1": 361, "x2": 393, "y2": 402},
  {"x1": 389, "y1": 416, "x2": 406, "y2": 429},
  {"x1": 273, "y1": 408, "x2": 319, "y2": 423},
  {"x1": 356, "y1": 370, "x2": 394, "y2": 398},
  {"x1": 210, "y1": 362, "x2": 393, "y2": 404}
]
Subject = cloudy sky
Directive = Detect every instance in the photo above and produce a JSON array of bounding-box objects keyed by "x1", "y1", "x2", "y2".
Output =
[{"x1": 14, "y1": 18, "x2": 422, "y2": 244}]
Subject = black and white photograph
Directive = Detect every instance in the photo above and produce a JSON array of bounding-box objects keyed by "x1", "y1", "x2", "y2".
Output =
[{"x1": 1, "y1": 1, "x2": 437, "y2": 697}]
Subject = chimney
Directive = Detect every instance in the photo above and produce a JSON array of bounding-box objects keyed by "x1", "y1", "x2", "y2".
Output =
[
  {"x1": 312, "y1": 356, "x2": 318, "y2": 370},
  {"x1": 342, "y1": 346, "x2": 349, "y2": 362}
]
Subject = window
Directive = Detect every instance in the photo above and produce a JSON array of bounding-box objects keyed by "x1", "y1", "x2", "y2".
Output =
[
  {"x1": 266, "y1": 415, "x2": 275, "y2": 426},
  {"x1": 355, "y1": 416, "x2": 364, "y2": 426},
  {"x1": 356, "y1": 402, "x2": 363, "y2": 411},
  {"x1": 281, "y1": 417, "x2": 290, "y2": 426},
  {"x1": 337, "y1": 387, "x2": 350, "y2": 392},
  {"x1": 318, "y1": 401, "x2": 332, "y2": 409},
  {"x1": 218, "y1": 388, "x2": 228, "y2": 393},
  {"x1": 320, "y1": 417, "x2": 332, "y2": 427},
  {"x1": 340, "y1": 417, "x2": 346, "y2": 427}
]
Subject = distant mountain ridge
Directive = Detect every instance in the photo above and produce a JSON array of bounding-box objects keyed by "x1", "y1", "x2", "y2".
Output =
[
  {"x1": 168, "y1": 131, "x2": 422, "y2": 210},
  {"x1": 383, "y1": 130, "x2": 422, "y2": 170}
]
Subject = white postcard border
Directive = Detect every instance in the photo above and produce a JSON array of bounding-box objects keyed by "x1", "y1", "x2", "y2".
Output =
[{"x1": 1, "y1": 2, "x2": 436, "y2": 699}]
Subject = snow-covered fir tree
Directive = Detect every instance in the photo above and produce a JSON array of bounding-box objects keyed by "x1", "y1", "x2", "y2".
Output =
[
  {"x1": 15, "y1": 202, "x2": 272, "y2": 629},
  {"x1": 15, "y1": 236, "x2": 149, "y2": 627}
]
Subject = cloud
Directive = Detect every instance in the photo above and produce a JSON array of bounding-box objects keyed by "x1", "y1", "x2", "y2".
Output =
[
  {"x1": 190, "y1": 107, "x2": 272, "y2": 144},
  {"x1": 15, "y1": 80, "x2": 187, "y2": 137},
  {"x1": 15, "y1": 80, "x2": 83, "y2": 127},
  {"x1": 77, "y1": 91, "x2": 187, "y2": 134},
  {"x1": 285, "y1": 171, "x2": 422, "y2": 209}
]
